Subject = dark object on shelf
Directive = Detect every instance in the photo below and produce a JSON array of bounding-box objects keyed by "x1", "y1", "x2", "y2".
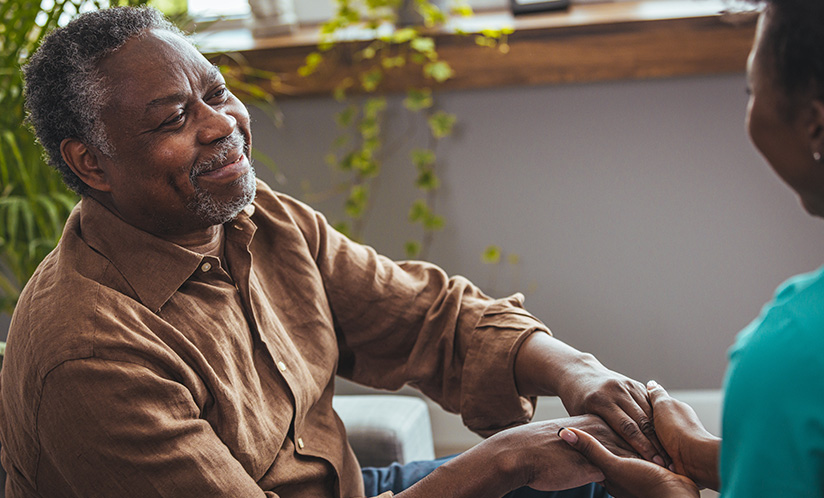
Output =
[{"x1": 510, "y1": 0, "x2": 571, "y2": 15}]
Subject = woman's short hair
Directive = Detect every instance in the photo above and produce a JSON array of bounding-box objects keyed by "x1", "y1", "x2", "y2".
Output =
[
  {"x1": 23, "y1": 7, "x2": 183, "y2": 195},
  {"x1": 756, "y1": 0, "x2": 824, "y2": 113}
]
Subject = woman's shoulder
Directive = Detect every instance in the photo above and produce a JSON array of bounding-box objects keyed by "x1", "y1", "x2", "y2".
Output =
[{"x1": 731, "y1": 266, "x2": 824, "y2": 358}]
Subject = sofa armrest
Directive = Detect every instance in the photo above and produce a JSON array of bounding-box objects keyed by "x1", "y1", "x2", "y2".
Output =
[{"x1": 333, "y1": 395, "x2": 436, "y2": 468}]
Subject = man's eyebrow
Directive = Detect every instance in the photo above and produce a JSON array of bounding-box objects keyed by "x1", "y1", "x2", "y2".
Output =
[
  {"x1": 143, "y1": 66, "x2": 225, "y2": 113},
  {"x1": 144, "y1": 93, "x2": 187, "y2": 112},
  {"x1": 205, "y1": 64, "x2": 223, "y2": 83}
]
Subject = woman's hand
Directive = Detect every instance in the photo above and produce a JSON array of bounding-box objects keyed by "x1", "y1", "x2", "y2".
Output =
[
  {"x1": 645, "y1": 381, "x2": 721, "y2": 491},
  {"x1": 559, "y1": 426, "x2": 700, "y2": 498}
]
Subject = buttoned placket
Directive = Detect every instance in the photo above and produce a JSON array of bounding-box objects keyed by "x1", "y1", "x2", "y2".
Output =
[{"x1": 223, "y1": 213, "x2": 308, "y2": 453}]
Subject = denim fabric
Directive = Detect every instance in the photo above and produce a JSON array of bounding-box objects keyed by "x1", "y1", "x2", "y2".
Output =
[{"x1": 361, "y1": 455, "x2": 610, "y2": 497}]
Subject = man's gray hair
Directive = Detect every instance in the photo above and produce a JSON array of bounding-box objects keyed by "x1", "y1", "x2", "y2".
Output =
[{"x1": 23, "y1": 7, "x2": 184, "y2": 195}]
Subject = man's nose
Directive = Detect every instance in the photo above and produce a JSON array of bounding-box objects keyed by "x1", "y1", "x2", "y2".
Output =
[{"x1": 196, "y1": 103, "x2": 237, "y2": 144}]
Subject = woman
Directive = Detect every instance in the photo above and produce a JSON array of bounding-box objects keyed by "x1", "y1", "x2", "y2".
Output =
[{"x1": 560, "y1": 0, "x2": 824, "y2": 496}]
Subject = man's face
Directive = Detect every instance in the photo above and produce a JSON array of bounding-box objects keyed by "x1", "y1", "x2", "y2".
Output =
[{"x1": 94, "y1": 29, "x2": 255, "y2": 239}]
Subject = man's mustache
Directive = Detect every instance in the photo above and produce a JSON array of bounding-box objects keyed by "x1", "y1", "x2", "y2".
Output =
[{"x1": 190, "y1": 131, "x2": 248, "y2": 179}]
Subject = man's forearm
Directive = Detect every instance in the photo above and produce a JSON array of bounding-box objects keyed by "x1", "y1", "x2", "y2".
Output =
[{"x1": 513, "y1": 331, "x2": 598, "y2": 398}]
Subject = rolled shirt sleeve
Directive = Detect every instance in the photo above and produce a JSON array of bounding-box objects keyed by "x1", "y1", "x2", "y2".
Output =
[{"x1": 276, "y1": 189, "x2": 548, "y2": 436}]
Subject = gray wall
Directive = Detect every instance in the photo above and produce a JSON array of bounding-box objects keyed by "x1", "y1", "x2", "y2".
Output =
[{"x1": 251, "y1": 73, "x2": 824, "y2": 390}]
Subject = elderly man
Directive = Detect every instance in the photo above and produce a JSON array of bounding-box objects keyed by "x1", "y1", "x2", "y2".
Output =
[{"x1": 0, "y1": 7, "x2": 664, "y2": 498}]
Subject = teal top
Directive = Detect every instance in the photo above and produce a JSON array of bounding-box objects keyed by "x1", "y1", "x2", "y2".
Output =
[{"x1": 720, "y1": 266, "x2": 824, "y2": 497}]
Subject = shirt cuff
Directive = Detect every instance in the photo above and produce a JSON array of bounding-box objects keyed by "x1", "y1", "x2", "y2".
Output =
[{"x1": 459, "y1": 293, "x2": 550, "y2": 437}]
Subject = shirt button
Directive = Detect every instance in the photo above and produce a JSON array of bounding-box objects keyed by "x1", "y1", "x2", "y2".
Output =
[
  {"x1": 243, "y1": 204, "x2": 256, "y2": 217},
  {"x1": 297, "y1": 437, "x2": 305, "y2": 449},
  {"x1": 277, "y1": 361, "x2": 287, "y2": 372},
  {"x1": 201, "y1": 262, "x2": 212, "y2": 272}
]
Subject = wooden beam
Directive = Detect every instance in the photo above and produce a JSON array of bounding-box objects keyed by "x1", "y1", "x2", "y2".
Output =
[{"x1": 201, "y1": 1, "x2": 758, "y2": 99}]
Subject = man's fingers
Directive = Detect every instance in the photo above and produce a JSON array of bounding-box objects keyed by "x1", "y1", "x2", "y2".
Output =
[
  {"x1": 603, "y1": 401, "x2": 663, "y2": 465},
  {"x1": 559, "y1": 427, "x2": 619, "y2": 471},
  {"x1": 623, "y1": 392, "x2": 670, "y2": 466}
]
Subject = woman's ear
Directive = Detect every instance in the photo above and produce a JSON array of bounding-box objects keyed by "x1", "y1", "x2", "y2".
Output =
[{"x1": 60, "y1": 138, "x2": 113, "y2": 192}]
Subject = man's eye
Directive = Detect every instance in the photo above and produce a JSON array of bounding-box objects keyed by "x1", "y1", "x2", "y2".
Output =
[
  {"x1": 162, "y1": 112, "x2": 185, "y2": 127},
  {"x1": 210, "y1": 87, "x2": 227, "y2": 101}
]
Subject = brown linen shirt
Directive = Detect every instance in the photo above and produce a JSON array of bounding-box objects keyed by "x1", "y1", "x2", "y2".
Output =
[{"x1": 0, "y1": 181, "x2": 548, "y2": 498}]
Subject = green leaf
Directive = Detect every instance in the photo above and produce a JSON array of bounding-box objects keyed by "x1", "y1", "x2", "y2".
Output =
[
  {"x1": 298, "y1": 52, "x2": 324, "y2": 77},
  {"x1": 340, "y1": 152, "x2": 356, "y2": 171},
  {"x1": 335, "y1": 105, "x2": 358, "y2": 127},
  {"x1": 333, "y1": 221, "x2": 352, "y2": 238},
  {"x1": 363, "y1": 137, "x2": 380, "y2": 154},
  {"x1": 392, "y1": 27, "x2": 418, "y2": 44},
  {"x1": 404, "y1": 88, "x2": 433, "y2": 111},
  {"x1": 364, "y1": 96, "x2": 387, "y2": 117},
  {"x1": 358, "y1": 117, "x2": 380, "y2": 139},
  {"x1": 381, "y1": 56, "x2": 406, "y2": 69},
  {"x1": 451, "y1": 4, "x2": 473, "y2": 16},
  {"x1": 423, "y1": 214, "x2": 444, "y2": 231},
  {"x1": 424, "y1": 61, "x2": 454, "y2": 82},
  {"x1": 410, "y1": 37, "x2": 435, "y2": 55},
  {"x1": 408, "y1": 199, "x2": 428, "y2": 223},
  {"x1": 345, "y1": 185, "x2": 369, "y2": 219},
  {"x1": 482, "y1": 245, "x2": 502, "y2": 264},
  {"x1": 415, "y1": 169, "x2": 439, "y2": 191},
  {"x1": 411, "y1": 149, "x2": 435, "y2": 169},
  {"x1": 333, "y1": 78, "x2": 354, "y2": 102},
  {"x1": 404, "y1": 240, "x2": 421, "y2": 259},
  {"x1": 428, "y1": 111, "x2": 457, "y2": 139},
  {"x1": 360, "y1": 68, "x2": 384, "y2": 93},
  {"x1": 360, "y1": 46, "x2": 377, "y2": 60}
]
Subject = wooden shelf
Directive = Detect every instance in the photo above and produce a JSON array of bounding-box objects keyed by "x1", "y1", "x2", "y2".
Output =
[{"x1": 198, "y1": 0, "x2": 758, "y2": 99}]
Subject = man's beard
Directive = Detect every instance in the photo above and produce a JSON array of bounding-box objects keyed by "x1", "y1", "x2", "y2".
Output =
[{"x1": 187, "y1": 131, "x2": 257, "y2": 226}]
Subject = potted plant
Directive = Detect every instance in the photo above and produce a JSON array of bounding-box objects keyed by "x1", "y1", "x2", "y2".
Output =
[{"x1": 297, "y1": 0, "x2": 512, "y2": 260}]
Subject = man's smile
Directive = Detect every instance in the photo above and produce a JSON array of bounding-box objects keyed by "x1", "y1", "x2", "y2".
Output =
[{"x1": 196, "y1": 152, "x2": 250, "y2": 181}]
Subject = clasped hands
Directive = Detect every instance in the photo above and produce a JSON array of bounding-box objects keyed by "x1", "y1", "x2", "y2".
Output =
[
  {"x1": 559, "y1": 381, "x2": 721, "y2": 498},
  {"x1": 511, "y1": 334, "x2": 719, "y2": 497}
]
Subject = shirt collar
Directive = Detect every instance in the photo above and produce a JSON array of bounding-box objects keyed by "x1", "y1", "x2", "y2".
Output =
[{"x1": 79, "y1": 196, "x2": 257, "y2": 313}]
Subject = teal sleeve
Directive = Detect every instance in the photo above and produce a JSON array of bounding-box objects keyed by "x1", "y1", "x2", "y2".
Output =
[{"x1": 720, "y1": 314, "x2": 824, "y2": 497}]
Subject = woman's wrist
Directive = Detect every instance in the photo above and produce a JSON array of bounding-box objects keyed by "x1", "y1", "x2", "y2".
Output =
[{"x1": 685, "y1": 434, "x2": 721, "y2": 491}]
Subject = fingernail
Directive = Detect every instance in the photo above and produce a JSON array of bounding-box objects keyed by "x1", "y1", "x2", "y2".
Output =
[
  {"x1": 647, "y1": 380, "x2": 659, "y2": 390},
  {"x1": 653, "y1": 455, "x2": 665, "y2": 466},
  {"x1": 669, "y1": 464, "x2": 676, "y2": 472},
  {"x1": 558, "y1": 428, "x2": 578, "y2": 444}
]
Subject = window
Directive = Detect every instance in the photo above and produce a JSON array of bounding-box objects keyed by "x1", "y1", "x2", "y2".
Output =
[{"x1": 188, "y1": 0, "x2": 250, "y2": 18}]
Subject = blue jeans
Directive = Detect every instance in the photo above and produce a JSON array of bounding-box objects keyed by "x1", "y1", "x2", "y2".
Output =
[{"x1": 361, "y1": 455, "x2": 610, "y2": 497}]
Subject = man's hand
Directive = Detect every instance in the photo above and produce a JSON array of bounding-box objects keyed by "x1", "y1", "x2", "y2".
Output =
[
  {"x1": 514, "y1": 333, "x2": 667, "y2": 465},
  {"x1": 488, "y1": 414, "x2": 638, "y2": 492},
  {"x1": 645, "y1": 381, "x2": 721, "y2": 491},
  {"x1": 394, "y1": 414, "x2": 637, "y2": 498},
  {"x1": 559, "y1": 426, "x2": 700, "y2": 498}
]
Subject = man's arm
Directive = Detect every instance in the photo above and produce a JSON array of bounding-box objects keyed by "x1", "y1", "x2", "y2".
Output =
[
  {"x1": 33, "y1": 358, "x2": 274, "y2": 497},
  {"x1": 514, "y1": 332, "x2": 667, "y2": 464}
]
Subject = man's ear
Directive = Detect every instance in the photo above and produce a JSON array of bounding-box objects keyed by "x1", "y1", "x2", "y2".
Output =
[
  {"x1": 60, "y1": 138, "x2": 113, "y2": 192},
  {"x1": 807, "y1": 100, "x2": 824, "y2": 158}
]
